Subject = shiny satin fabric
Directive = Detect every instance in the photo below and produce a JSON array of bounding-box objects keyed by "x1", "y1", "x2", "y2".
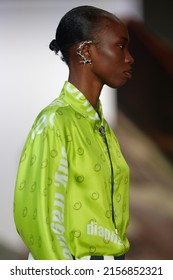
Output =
[{"x1": 14, "y1": 81, "x2": 130, "y2": 259}]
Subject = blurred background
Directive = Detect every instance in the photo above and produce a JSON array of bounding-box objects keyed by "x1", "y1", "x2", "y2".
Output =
[{"x1": 0, "y1": 0, "x2": 173, "y2": 260}]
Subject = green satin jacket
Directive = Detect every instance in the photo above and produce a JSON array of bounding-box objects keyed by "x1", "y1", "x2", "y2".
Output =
[{"x1": 14, "y1": 81, "x2": 130, "y2": 259}]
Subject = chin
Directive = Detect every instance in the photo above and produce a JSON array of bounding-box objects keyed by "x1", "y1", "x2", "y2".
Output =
[{"x1": 107, "y1": 80, "x2": 127, "y2": 89}]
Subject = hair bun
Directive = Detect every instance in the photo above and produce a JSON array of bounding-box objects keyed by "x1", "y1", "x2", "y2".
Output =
[{"x1": 49, "y1": 39, "x2": 59, "y2": 52}]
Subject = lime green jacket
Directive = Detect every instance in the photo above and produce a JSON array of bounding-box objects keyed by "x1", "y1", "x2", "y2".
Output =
[{"x1": 14, "y1": 81, "x2": 130, "y2": 259}]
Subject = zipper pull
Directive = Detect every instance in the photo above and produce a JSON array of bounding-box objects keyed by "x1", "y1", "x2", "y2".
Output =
[{"x1": 98, "y1": 125, "x2": 106, "y2": 137}]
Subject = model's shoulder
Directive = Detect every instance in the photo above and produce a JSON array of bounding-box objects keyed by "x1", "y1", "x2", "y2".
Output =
[
  {"x1": 41, "y1": 96, "x2": 69, "y2": 116},
  {"x1": 32, "y1": 97, "x2": 73, "y2": 131}
]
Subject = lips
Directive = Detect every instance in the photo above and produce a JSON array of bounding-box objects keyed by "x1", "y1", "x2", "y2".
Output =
[{"x1": 123, "y1": 69, "x2": 132, "y2": 79}]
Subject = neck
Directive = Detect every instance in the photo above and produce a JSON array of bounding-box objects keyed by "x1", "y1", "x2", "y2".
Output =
[{"x1": 68, "y1": 74, "x2": 103, "y2": 109}]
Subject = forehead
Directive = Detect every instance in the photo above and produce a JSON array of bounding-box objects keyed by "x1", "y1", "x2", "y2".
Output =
[{"x1": 98, "y1": 18, "x2": 129, "y2": 42}]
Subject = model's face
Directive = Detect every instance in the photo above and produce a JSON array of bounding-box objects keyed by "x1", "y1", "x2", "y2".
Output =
[{"x1": 91, "y1": 19, "x2": 134, "y2": 89}]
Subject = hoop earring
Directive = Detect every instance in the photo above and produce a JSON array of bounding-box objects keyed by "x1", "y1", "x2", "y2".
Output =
[{"x1": 77, "y1": 41, "x2": 92, "y2": 64}]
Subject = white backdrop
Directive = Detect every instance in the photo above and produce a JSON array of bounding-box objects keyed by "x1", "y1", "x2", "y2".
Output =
[{"x1": 0, "y1": 0, "x2": 143, "y2": 254}]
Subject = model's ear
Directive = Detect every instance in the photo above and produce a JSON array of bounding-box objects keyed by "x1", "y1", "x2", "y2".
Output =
[
  {"x1": 82, "y1": 42, "x2": 92, "y2": 59},
  {"x1": 77, "y1": 41, "x2": 93, "y2": 64}
]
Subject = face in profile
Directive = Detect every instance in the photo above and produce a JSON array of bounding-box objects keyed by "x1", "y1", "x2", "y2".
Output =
[{"x1": 91, "y1": 18, "x2": 134, "y2": 89}]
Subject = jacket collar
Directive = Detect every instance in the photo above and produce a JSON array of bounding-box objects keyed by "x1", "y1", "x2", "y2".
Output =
[{"x1": 60, "y1": 81, "x2": 105, "y2": 123}]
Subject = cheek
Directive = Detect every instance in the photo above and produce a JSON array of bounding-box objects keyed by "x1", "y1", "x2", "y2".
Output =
[
  {"x1": 91, "y1": 48, "x2": 124, "y2": 86},
  {"x1": 100, "y1": 49, "x2": 116, "y2": 66},
  {"x1": 98, "y1": 49, "x2": 124, "y2": 73}
]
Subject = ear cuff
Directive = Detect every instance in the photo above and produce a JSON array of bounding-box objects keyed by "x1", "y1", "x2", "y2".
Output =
[{"x1": 77, "y1": 41, "x2": 93, "y2": 64}]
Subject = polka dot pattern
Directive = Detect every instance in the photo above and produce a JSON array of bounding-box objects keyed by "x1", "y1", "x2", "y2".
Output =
[
  {"x1": 30, "y1": 155, "x2": 37, "y2": 166},
  {"x1": 76, "y1": 176, "x2": 84, "y2": 183},
  {"x1": 14, "y1": 81, "x2": 130, "y2": 260},
  {"x1": 73, "y1": 202, "x2": 82, "y2": 210},
  {"x1": 94, "y1": 163, "x2": 101, "y2": 172},
  {"x1": 50, "y1": 149, "x2": 58, "y2": 158}
]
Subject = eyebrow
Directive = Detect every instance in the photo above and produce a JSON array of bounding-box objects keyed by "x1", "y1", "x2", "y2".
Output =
[{"x1": 118, "y1": 36, "x2": 129, "y2": 43}]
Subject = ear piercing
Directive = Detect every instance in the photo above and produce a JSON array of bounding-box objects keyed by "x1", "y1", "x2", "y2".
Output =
[{"x1": 77, "y1": 41, "x2": 92, "y2": 64}]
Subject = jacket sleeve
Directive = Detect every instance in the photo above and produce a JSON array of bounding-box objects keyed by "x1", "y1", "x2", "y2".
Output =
[{"x1": 14, "y1": 117, "x2": 73, "y2": 260}]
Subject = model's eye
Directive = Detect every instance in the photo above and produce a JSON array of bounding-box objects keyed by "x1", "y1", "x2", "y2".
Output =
[{"x1": 119, "y1": 44, "x2": 125, "y2": 49}]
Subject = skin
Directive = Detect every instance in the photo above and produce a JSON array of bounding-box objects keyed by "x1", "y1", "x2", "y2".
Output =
[{"x1": 68, "y1": 18, "x2": 134, "y2": 109}]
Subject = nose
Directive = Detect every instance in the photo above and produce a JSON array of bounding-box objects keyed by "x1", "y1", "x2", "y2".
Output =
[{"x1": 125, "y1": 50, "x2": 134, "y2": 64}]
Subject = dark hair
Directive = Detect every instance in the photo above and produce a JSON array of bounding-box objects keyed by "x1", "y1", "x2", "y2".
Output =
[{"x1": 49, "y1": 5, "x2": 119, "y2": 64}]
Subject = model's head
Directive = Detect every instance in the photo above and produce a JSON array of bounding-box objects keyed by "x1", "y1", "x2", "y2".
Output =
[
  {"x1": 50, "y1": 5, "x2": 134, "y2": 89},
  {"x1": 49, "y1": 5, "x2": 120, "y2": 64}
]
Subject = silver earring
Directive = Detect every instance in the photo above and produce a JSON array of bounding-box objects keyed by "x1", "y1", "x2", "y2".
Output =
[{"x1": 77, "y1": 41, "x2": 92, "y2": 64}]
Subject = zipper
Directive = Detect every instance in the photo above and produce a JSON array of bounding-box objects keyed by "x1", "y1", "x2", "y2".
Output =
[{"x1": 98, "y1": 125, "x2": 116, "y2": 227}]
